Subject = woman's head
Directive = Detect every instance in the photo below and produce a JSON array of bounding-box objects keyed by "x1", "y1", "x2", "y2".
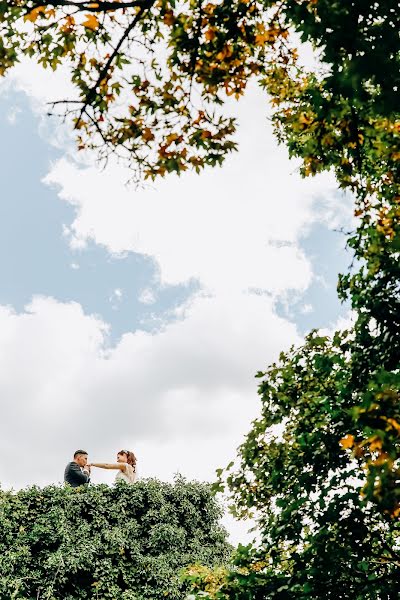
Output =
[{"x1": 117, "y1": 449, "x2": 137, "y2": 469}]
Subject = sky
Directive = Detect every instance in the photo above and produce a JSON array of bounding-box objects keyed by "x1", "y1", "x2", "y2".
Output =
[{"x1": 0, "y1": 59, "x2": 353, "y2": 544}]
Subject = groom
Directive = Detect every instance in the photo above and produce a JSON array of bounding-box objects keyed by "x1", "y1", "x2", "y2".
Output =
[{"x1": 64, "y1": 450, "x2": 91, "y2": 487}]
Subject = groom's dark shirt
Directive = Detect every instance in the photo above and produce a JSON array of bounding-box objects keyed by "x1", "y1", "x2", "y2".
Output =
[{"x1": 64, "y1": 462, "x2": 90, "y2": 487}]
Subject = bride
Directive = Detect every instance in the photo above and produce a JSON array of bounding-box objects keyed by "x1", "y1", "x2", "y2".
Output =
[{"x1": 90, "y1": 449, "x2": 137, "y2": 484}]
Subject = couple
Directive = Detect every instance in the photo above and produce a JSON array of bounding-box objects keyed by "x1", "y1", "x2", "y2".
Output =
[{"x1": 64, "y1": 449, "x2": 137, "y2": 487}]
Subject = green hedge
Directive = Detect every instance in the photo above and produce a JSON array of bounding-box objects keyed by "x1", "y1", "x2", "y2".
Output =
[{"x1": 0, "y1": 477, "x2": 231, "y2": 600}]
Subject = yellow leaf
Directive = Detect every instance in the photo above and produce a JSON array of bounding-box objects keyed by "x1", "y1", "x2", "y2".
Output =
[
  {"x1": 385, "y1": 417, "x2": 400, "y2": 434},
  {"x1": 203, "y1": 3, "x2": 217, "y2": 16},
  {"x1": 391, "y1": 506, "x2": 400, "y2": 518},
  {"x1": 163, "y1": 11, "x2": 175, "y2": 26},
  {"x1": 322, "y1": 133, "x2": 335, "y2": 146},
  {"x1": 255, "y1": 33, "x2": 267, "y2": 45},
  {"x1": 166, "y1": 133, "x2": 180, "y2": 145},
  {"x1": 353, "y1": 444, "x2": 364, "y2": 458},
  {"x1": 216, "y1": 45, "x2": 233, "y2": 61},
  {"x1": 192, "y1": 111, "x2": 205, "y2": 126},
  {"x1": 371, "y1": 452, "x2": 393, "y2": 468},
  {"x1": 339, "y1": 434, "x2": 355, "y2": 449},
  {"x1": 82, "y1": 14, "x2": 100, "y2": 30},
  {"x1": 299, "y1": 112, "x2": 313, "y2": 126},
  {"x1": 369, "y1": 436, "x2": 383, "y2": 452},
  {"x1": 255, "y1": 25, "x2": 278, "y2": 46},
  {"x1": 61, "y1": 15, "x2": 76, "y2": 33},
  {"x1": 205, "y1": 28, "x2": 216, "y2": 41},
  {"x1": 24, "y1": 6, "x2": 46, "y2": 22},
  {"x1": 142, "y1": 128, "x2": 155, "y2": 142}
]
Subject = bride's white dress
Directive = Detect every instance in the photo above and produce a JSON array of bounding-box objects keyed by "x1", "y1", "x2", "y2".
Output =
[{"x1": 115, "y1": 464, "x2": 136, "y2": 484}]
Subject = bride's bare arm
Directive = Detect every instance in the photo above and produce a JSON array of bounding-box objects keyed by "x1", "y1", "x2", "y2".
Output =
[{"x1": 90, "y1": 463, "x2": 126, "y2": 471}]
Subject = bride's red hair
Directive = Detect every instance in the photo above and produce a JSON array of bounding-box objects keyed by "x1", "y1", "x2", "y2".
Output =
[{"x1": 119, "y1": 450, "x2": 137, "y2": 470}]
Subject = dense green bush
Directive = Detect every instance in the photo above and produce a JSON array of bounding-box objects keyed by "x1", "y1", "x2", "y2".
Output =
[{"x1": 0, "y1": 478, "x2": 231, "y2": 600}]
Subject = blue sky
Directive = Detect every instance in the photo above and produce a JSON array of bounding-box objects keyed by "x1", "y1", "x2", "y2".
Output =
[
  {"x1": 0, "y1": 89, "x2": 349, "y2": 344},
  {"x1": 276, "y1": 223, "x2": 350, "y2": 332},
  {"x1": 0, "y1": 91, "x2": 198, "y2": 343}
]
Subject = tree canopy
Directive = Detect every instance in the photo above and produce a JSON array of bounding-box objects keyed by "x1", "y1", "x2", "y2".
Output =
[
  {"x1": 1, "y1": 1, "x2": 398, "y2": 180},
  {"x1": 182, "y1": 3, "x2": 398, "y2": 598}
]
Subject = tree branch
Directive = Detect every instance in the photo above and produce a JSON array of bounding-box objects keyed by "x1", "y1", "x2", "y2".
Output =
[
  {"x1": 74, "y1": 0, "x2": 155, "y2": 122},
  {"x1": 28, "y1": 0, "x2": 152, "y2": 12}
]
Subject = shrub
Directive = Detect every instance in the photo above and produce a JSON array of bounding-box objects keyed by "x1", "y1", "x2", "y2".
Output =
[{"x1": 0, "y1": 477, "x2": 231, "y2": 600}]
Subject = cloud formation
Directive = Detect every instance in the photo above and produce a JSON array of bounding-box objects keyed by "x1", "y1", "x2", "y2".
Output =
[
  {"x1": 0, "y1": 293, "x2": 299, "y2": 487},
  {"x1": 44, "y1": 86, "x2": 340, "y2": 299},
  {"x1": 0, "y1": 64, "x2": 352, "y2": 549}
]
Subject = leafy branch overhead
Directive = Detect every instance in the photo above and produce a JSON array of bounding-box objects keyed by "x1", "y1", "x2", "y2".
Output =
[
  {"x1": 0, "y1": 0, "x2": 293, "y2": 179},
  {"x1": 1, "y1": 1, "x2": 398, "y2": 183}
]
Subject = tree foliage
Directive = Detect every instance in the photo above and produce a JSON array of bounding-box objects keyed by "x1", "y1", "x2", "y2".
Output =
[
  {"x1": 1, "y1": 1, "x2": 398, "y2": 181},
  {"x1": 0, "y1": 478, "x2": 231, "y2": 599},
  {"x1": 2, "y1": 0, "x2": 292, "y2": 180},
  {"x1": 188, "y1": 331, "x2": 400, "y2": 598},
  {"x1": 181, "y1": 2, "x2": 397, "y2": 599}
]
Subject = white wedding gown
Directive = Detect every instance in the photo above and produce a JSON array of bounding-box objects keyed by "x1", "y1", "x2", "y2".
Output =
[{"x1": 115, "y1": 464, "x2": 136, "y2": 484}]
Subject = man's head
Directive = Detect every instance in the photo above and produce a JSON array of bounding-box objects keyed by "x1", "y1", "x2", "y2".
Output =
[{"x1": 73, "y1": 450, "x2": 88, "y2": 467}]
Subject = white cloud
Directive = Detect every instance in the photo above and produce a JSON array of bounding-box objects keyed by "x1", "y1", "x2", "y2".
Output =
[
  {"x1": 109, "y1": 287, "x2": 123, "y2": 309},
  {"x1": 138, "y1": 288, "x2": 157, "y2": 305},
  {"x1": 4, "y1": 57, "x2": 76, "y2": 107},
  {"x1": 0, "y1": 293, "x2": 299, "y2": 492},
  {"x1": 0, "y1": 58, "x2": 79, "y2": 154},
  {"x1": 43, "y1": 86, "x2": 343, "y2": 299},
  {"x1": 4, "y1": 58, "x2": 350, "y2": 303},
  {"x1": 6, "y1": 106, "x2": 22, "y2": 125},
  {"x1": 300, "y1": 303, "x2": 313, "y2": 314},
  {"x1": 0, "y1": 60, "x2": 353, "y2": 548}
]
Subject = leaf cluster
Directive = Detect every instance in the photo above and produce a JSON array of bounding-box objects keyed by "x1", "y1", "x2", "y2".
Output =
[
  {"x1": 190, "y1": 333, "x2": 400, "y2": 598},
  {"x1": 0, "y1": 0, "x2": 291, "y2": 180},
  {"x1": 1, "y1": 1, "x2": 398, "y2": 181}
]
